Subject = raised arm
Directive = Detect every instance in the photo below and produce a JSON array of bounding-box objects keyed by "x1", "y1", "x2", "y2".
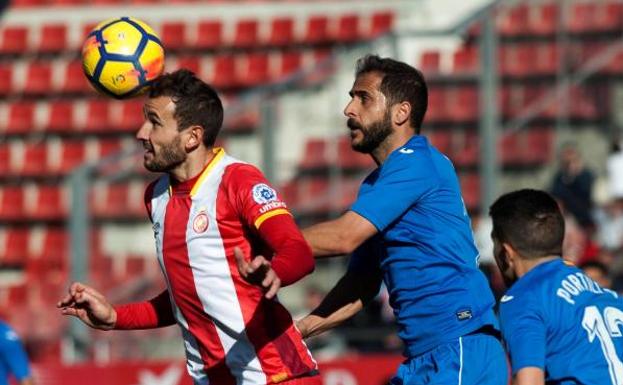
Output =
[{"x1": 302, "y1": 211, "x2": 377, "y2": 257}]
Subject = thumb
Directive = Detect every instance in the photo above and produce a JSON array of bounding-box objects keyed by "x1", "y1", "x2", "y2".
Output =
[{"x1": 234, "y1": 247, "x2": 247, "y2": 273}]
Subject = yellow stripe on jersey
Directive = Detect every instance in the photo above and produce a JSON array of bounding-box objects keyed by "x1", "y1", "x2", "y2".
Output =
[
  {"x1": 270, "y1": 372, "x2": 289, "y2": 383},
  {"x1": 254, "y1": 209, "x2": 291, "y2": 229},
  {"x1": 190, "y1": 147, "x2": 226, "y2": 197},
  {"x1": 563, "y1": 259, "x2": 575, "y2": 267}
]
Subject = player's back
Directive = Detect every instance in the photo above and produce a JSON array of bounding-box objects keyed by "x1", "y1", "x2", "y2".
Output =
[{"x1": 500, "y1": 259, "x2": 623, "y2": 385}]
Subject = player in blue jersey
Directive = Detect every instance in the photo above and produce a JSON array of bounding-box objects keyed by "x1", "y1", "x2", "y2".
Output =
[
  {"x1": 0, "y1": 320, "x2": 33, "y2": 385},
  {"x1": 293, "y1": 55, "x2": 508, "y2": 384},
  {"x1": 490, "y1": 188, "x2": 623, "y2": 385}
]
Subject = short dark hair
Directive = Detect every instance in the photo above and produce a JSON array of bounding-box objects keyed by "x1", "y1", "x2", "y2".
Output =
[
  {"x1": 489, "y1": 189, "x2": 565, "y2": 259},
  {"x1": 579, "y1": 260, "x2": 609, "y2": 276},
  {"x1": 355, "y1": 55, "x2": 428, "y2": 133},
  {"x1": 149, "y1": 69, "x2": 224, "y2": 146}
]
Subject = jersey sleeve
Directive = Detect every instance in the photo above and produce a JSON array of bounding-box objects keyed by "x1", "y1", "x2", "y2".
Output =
[
  {"x1": 225, "y1": 163, "x2": 291, "y2": 229},
  {"x1": 0, "y1": 327, "x2": 31, "y2": 380},
  {"x1": 350, "y1": 153, "x2": 437, "y2": 231},
  {"x1": 499, "y1": 295, "x2": 547, "y2": 375}
]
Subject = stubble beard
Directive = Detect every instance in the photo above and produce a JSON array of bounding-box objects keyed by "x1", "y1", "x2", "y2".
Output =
[
  {"x1": 144, "y1": 136, "x2": 187, "y2": 172},
  {"x1": 347, "y1": 112, "x2": 393, "y2": 154}
]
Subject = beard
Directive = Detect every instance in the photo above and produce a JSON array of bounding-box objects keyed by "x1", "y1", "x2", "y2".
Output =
[
  {"x1": 347, "y1": 112, "x2": 393, "y2": 154},
  {"x1": 143, "y1": 136, "x2": 187, "y2": 172}
]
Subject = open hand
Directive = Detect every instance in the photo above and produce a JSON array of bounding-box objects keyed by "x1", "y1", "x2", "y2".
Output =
[
  {"x1": 234, "y1": 247, "x2": 281, "y2": 299},
  {"x1": 57, "y1": 282, "x2": 116, "y2": 330}
]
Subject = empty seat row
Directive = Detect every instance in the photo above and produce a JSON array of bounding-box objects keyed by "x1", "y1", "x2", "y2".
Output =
[
  {"x1": 279, "y1": 174, "x2": 362, "y2": 215},
  {"x1": 299, "y1": 136, "x2": 375, "y2": 172},
  {"x1": 0, "y1": 48, "x2": 333, "y2": 97},
  {"x1": 0, "y1": 11, "x2": 394, "y2": 55},
  {"x1": 0, "y1": 97, "x2": 260, "y2": 135}
]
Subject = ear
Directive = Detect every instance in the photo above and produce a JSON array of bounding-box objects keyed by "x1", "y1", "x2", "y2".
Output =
[
  {"x1": 501, "y1": 242, "x2": 518, "y2": 268},
  {"x1": 185, "y1": 125, "x2": 204, "y2": 150},
  {"x1": 392, "y1": 101, "x2": 411, "y2": 126}
]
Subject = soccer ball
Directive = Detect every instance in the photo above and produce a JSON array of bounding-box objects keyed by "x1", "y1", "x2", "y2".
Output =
[{"x1": 82, "y1": 17, "x2": 165, "y2": 99}]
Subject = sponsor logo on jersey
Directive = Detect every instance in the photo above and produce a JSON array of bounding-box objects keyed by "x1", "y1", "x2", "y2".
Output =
[
  {"x1": 500, "y1": 295, "x2": 514, "y2": 303},
  {"x1": 399, "y1": 148, "x2": 414, "y2": 154},
  {"x1": 259, "y1": 201, "x2": 287, "y2": 214},
  {"x1": 252, "y1": 183, "x2": 278, "y2": 204},
  {"x1": 456, "y1": 309, "x2": 473, "y2": 320},
  {"x1": 193, "y1": 211, "x2": 209, "y2": 233}
]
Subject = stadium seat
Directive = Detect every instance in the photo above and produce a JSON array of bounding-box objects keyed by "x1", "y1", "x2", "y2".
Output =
[
  {"x1": 419, "y1": 50, "x2": 441, "y2": 74},
  {"x1": 603, "y1": 2, "x2": 623, "y2": 32},
  {"x1": 93, "y1": 183, "x2": 129, "y2": 219},
  {"x1": 0, "y1": 187, "x2": 25, "y2": 221},
  {"x1": 46, "y1": 100, "x2": 74, "y2": 132},
  {"x1": 0, "y1": 64, "x2": 13, "y2": 95},
  {"x1": 530, "y1": 3, "x2": 558, "y2": 36},
  {"x1": 0, "y1": 26, "x2": 28, "y2": 55},
  {"x1": 337, "y1": 136, "x2": 374, "y2": 170},
  {"x1": 21, "y1": 142, "x2": 49, "y2": 176},
  {"x1": 459, "y1": 173, "x2": 480, "y2": 211},
  {"x1": 497, "y1": 4, "x2": 529, "y2": 36},
  {"x1": 24, "y1": 61, "x2": 53, "y2": 95},
  {"x1": 300, "y1": 138, "x2": 327, "y2": 170},
  {"x1": 269, "y1": 17, "x2": 295, "y2": 46},
  {"x1": 278, "y1": 51, "x2": 303, "y2": 79},
  {"x1": 335, "y1": 14, "x2": 360, "y2": 42},
  {"x1": 211, "y1": 54, "x2": 237, "y2": 89},
  {"x1": 304, "y1": 15, "x2": 330, "y2": 44},
  {"x1": 174, "y1": 55, "x2": 202, "y2": 75},
  {"x1": 97, "y1": 138, "x2": 123, "y2": 158},
  {"x1": 0, "y1": 144, "x2": 9, "y2": 175},
  {"x1": 238, "y1": 53, "x2": 270, "y2": 87},
  {"x1": 568, "y1": 2, "x2": 597, "y2": 34},
  {"x1": 368, "y1": 11, "x2": 394, "y2": 38},
  {"x1": 426, "y1": 87, "x2": 446, "y2": 123},
  {"x1": 498, "y1": 131, "x2": 524, "y2": 166},
  {"x1": 279, "y1": 181, "x2": 299, "y2": 207},
  {"x1": 0, "y1": 228, "x2": 30, "y2": 265},
  {"x1": 524, "y1": 128, "x2": 554, "y2": 165},
  {"x1": 233, "y1": 19, "x2": 259, "y2": 48},
  {"x1": 84, "y1": 99, "x2": 111, "y2": 132},
  {"x1": 7, "y1": 101, "x2": 35, "y2": 134},
  {"x1": 30, "y1": 184, "x2": 67, "y2": 220},
  {"x1": 61, "y1": 60, "x2": 91, "y2": 94},
  {"x1": 196, "y1": 20, "x2": 223, "y2": 49},
  {"x1": 37, "y1": 24, "x2": 67, "y2": 54},
  {"x1": 452, "y1": 130, "x2": 479, "y2": 168},
  {"x1": 503, "y1": 44, "x2": 535, "y2": 77},
  {"x1": 297, "y1": 176, "x2": 330, "y2": 213},
  {"x1": 427, "y1": 130, "x2": 452, "y2": 155},
  {"x1": 29, "y1": 226, "x2": 68, "y2": 263},
  {"x1": 534, "y1": 42, "x2": 559, "y2": 75},
  {"x1": 116, "y1": 100, "x2": 144, "y2": 132},
  {"x1": 452, "y1": 45, "x2": 479, "y2": 74},
  {"x1": 161, "y1": 21, "x2": 187, "y2": 49},
  {"x1": 449, "y1": 86, "x2": 478, "y2": 122},
  {"x1": 57, "y1": 140, "x2": 87, "y2": 174}
]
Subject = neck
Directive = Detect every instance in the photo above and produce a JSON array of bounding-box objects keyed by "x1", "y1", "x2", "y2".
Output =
[
  {"x1": 169, "y1": 146, "x2": 216, "y2": 182},
  {"x1": 371, "y1": 129, "x2": 416, "y2": 165},
  {"x1": 515, "y1": 255, "x2": 560, "y2": 278}
]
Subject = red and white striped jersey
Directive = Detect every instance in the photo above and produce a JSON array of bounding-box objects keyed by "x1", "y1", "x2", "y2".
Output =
[{"x1": 145, "y1": 148, "x2": 317, "y2": 385}]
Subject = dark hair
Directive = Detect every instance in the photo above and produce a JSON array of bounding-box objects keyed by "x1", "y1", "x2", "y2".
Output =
[
  {"x1": 489, "y1": 189, "x2": 565, "y2": 259},
  {"x1": 579, "y1": 260, "x2": 609, "y2": 276},
  {"x1": 149, "y1": 69, "x2": 224, "y2": 147},
  {"x1": 355, "y1": 55, "x2": 428, "y2": 133}
]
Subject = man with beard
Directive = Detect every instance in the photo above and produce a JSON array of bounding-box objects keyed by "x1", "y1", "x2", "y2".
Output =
[
  {"x1": 294, "y1": 55, "x2": 508, "y2": 384},
  {"x1": 490, "y1": 189, "x2": 623, "y2": 385},
  {"x1": 57, "y1": 69, "x2": 320, "y2": 385}
]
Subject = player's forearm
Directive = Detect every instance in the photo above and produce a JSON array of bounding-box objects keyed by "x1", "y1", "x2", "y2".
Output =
[
  {"x1": 514, "y1": 367, "x2": 545, "y2": 385},
  {"x1": 303, "y1": 220, "x2": 357, "y2": 257},
  {"x1": 297, "y1": 300, "x2": 363, "y2": 338},
  {"x1": 114, "y1": 290, "x2": 175, "y2": 330}
]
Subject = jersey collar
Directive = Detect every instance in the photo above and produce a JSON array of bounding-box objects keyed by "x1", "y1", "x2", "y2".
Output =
[{"x1": 168, "y1": 147, "x2": 226, "y2": 197}]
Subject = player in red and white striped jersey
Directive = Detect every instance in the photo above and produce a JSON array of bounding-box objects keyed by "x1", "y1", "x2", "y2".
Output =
[{"x1": 58, "y1": 69, "x2": 319, "y2": 385}]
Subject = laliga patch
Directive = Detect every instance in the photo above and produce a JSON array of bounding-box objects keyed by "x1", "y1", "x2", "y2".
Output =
[
  {"x1": 252, "y1": 183, "x2": 277, "y2": 204},
  {"x1": 193, "y1": 211, "x2": 209, "y2": 233}
]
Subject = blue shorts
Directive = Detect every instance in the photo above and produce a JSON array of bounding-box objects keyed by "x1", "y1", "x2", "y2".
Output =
[{"x1": 391, "y1": 332, "x2": 508, "y2": 385}]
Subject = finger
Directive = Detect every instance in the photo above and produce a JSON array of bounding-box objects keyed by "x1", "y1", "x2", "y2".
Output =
[
  {"x1": 264, "y1": 277, "x2": 281, "y2": 299},
  {"x1": 249, "y1": 255, "x2": 267, "y2": 271},
  {"x1": 57, "y1": 293, "x2": 77, "y2": 308},
  {"x1": 233, "y1": 247, "x2": 248, "y2": 273},
  {"x1": 261, "y1": 270, "x2": 276, "y2": 288}
]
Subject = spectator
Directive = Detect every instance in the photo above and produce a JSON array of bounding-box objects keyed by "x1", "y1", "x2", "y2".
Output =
[{"x1": 579, "y1": 260, "x2": 612, "y2": 289}]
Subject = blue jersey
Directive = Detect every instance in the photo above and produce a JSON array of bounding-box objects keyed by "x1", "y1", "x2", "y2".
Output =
[
  {"x1": 0, "y1": 321, "x2": 31, "y2": 385},
  {"x1": 499, "y1": 259, "x2": 623, "y2": 385},
  {"x1": 349, "y1": 135, "x2": 497, "y2": 357}
]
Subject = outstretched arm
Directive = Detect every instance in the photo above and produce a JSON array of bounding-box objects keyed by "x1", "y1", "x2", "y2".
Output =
[
  {"x1": 303, "y1": 211, "x2": 377, "y2": 258},
  {"x1": 58, "y1": 283, "x2": 175, "y2": 330},
  {"x1": 297, "y1": 268, "x2": 383, "y2": 338},
  {"x1": 514, "y1": 368, "x2": 544, "y2": 385}
]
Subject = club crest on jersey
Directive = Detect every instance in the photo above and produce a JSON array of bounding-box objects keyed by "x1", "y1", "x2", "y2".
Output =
[
  {"x1": 193, "y1": 211, "x2": 209, "y2": 233},
  {"x1": 252, "y1": 183, "x2": 277, "y2": 204}
]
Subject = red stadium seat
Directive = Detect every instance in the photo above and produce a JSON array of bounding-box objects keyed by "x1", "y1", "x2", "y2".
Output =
[
  {"x1": 504, "y1": 44, "x2": 535, "y2": 77},
  {"x1": 24, "y1": 61, "x2": 53, "y2": 95},
  {"x1": 534, "y1": 42, "x2": 559, "y2": 75},
  {"x1": 38, "y1": 24, "x2": 67, "y2": 54},
  {"x1": 61, "y1": 60, "x2": 91, "y2": 94},
  {"x1": 279, "y1": 181, "x2": 299, "y2": 207},
  {"x1": 269, "y1": 17, "x2": 294, "y2": 46},
  {"x1": 31, "y1": 226, "x2": 68, "y2": 262},
  {"x1": 21, "y1": 142, "x2": 48, "y2": 176},
  {"x1": 300, "y1": 139, "x2": 327, "y2": 170},
  {"x1": 116, "y1": 100, "x2": 144, "y2": 132},
  {"x1": 335, "y1": 14, "x2": 360, "y2": 42},
  {"x1": 459, "y1": 173, "x2": 480, "y2": 211},
  {"x1": 84, "y1": 99, "x2": 111, "y2": 132},
  {"x1": 419, "y1": 50, "x2": 440, "y2": 74},
  {"x1": 497, "y1": 4, "x2": 528, "y2": 36},
  {"x1": 238, "y1": 53, "x2": 270, "y2": 87},
  {"x1": 297, "y1": 177, "x2": 330, "y2": 213},
  {"x1": 426, "y1": 87, "x2": 446, "y2": 122},
  {"x1": 46, "y1": 100, "x2": 74, "y2": 132},
  {"x1": 452, "y1": 45, "x2": 479, "y2": 74},
  {"x1": 233, "y1": 19, "x2": 259, "y2": 48},
  {"x1": 196, "y1": 20, "x2": 223, "y2": 49},
  {"x1": 97, "y1": 138, "x2": 123, "y2": 158},
  {"x1": 175, "y1": 56, "x2": 201, "y2": 75},
  {"x1": 568, "y1": 2, "x2": 598, "y2": 33},
  {"x1": 428, "y1": 130, "x2": 452, "y2": 154},
  {"x1": 337, "y1": 136, "x2": 374, "y2": 169},
  {"x1": 0, "y1": 64, "x2": 13, "y2": 95},
  {"x1": 304, "y1": 15, "x2": 330, "y2": 44},
  {"x1": 0, "y1": 228, "x2": 30, "y2": 265},
  {"x1": 0, "y1": 187, "x2": 25, "y2": 221},
  {"x1": 30, "y1": 185, "x2": 67, "y2": 220},
  {"x1": 10, "y1": 0, "x2": 46, "y2": 7},
  {"x1": 530, "y1": 3, "x2": 559, "y2": 36},
  {"x1": 211, "y1": 55, "x2": 237, "y2": 89},
  {"x1": 7, "y1": 101, "x2": 35, "y2": 134},
  {"x1": 92, "y1": 183, "x2": 128, "y2": 219},
  {"x1": 368, "y1": 11, "x2": 394, "y2": 38},
  {"x1": 0, "y1": 26, "x2": 28, "y2": 55},
  {"x1": 524, "y1": 128, "x2": 554, "y2": 164},
  {"x1": 452, "y1": 130, "x2": 479, "y2": 168},
  {"x1": 278, "y1": 51, "x2": 303, "y2": 79},
  {"x1": 602, "y1": 2, "x2": 623, "y2": 32},
  {"x1": 0, "y1": 144, "x2": 9, "y2": 175},
  {"x1": 161, "y1": 21, "x2": 187, "y2": 49},
  {"x1": 449, "y1": 86, "x2": 478, "y2": 122},
  {"x1": 498, "y1": 131, "x2": 524, "y2": 166},
  {"x1": 57, "y1": 140, "x2": 86, "y2": 174}
]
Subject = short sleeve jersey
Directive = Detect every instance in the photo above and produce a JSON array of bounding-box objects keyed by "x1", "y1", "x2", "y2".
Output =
[
  {"x1": 500, "y1": 259, "x2": 623, "y2": 385},
  {"x1": 349, "y1": 135, "x2": 497, "y2": 357},
  {"x1": 0, "y1": 322, "x2": 30, "y2": 385}
]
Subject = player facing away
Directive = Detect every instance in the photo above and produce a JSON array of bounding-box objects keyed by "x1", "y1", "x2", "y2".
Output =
[
  {"x1": 490, "y1": 189, "x2": 623, "y2": 385},
  {"x1": 0, "y1": 320, "x2": 34, "y2": 385},
  {"x1": 293, "y1": 55, "x2": 508, "y2": 384},
  {"x1": 58, "y1": 69, "x2": 319, "y2": 385}
]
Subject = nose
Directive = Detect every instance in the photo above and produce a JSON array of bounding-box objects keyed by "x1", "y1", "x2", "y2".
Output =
[
  {"x1": 343, "y1": 99, "x2": 356, "y2": 118},
  {"x1": 136, "y1": 120, "x2": 150, "y2": 141}
]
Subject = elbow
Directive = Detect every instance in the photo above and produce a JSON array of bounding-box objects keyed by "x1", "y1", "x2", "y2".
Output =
[{"x1": 301, "y1": 240, "x2": 315, "y2": 275}]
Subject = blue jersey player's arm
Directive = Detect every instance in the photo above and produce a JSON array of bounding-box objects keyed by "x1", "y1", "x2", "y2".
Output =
[
  {"x1": 0, "y1": 326, "x2": 33, "y2": 385},
  {"x1": 499, "y1": 297, "x2": 547, "y2": 385},
  {"x1": 296, "y1": 236, "x2": 383, "y2": 338},
  {"x1": 303, "y1": 151, "x2": 435, "y2": 257}
]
